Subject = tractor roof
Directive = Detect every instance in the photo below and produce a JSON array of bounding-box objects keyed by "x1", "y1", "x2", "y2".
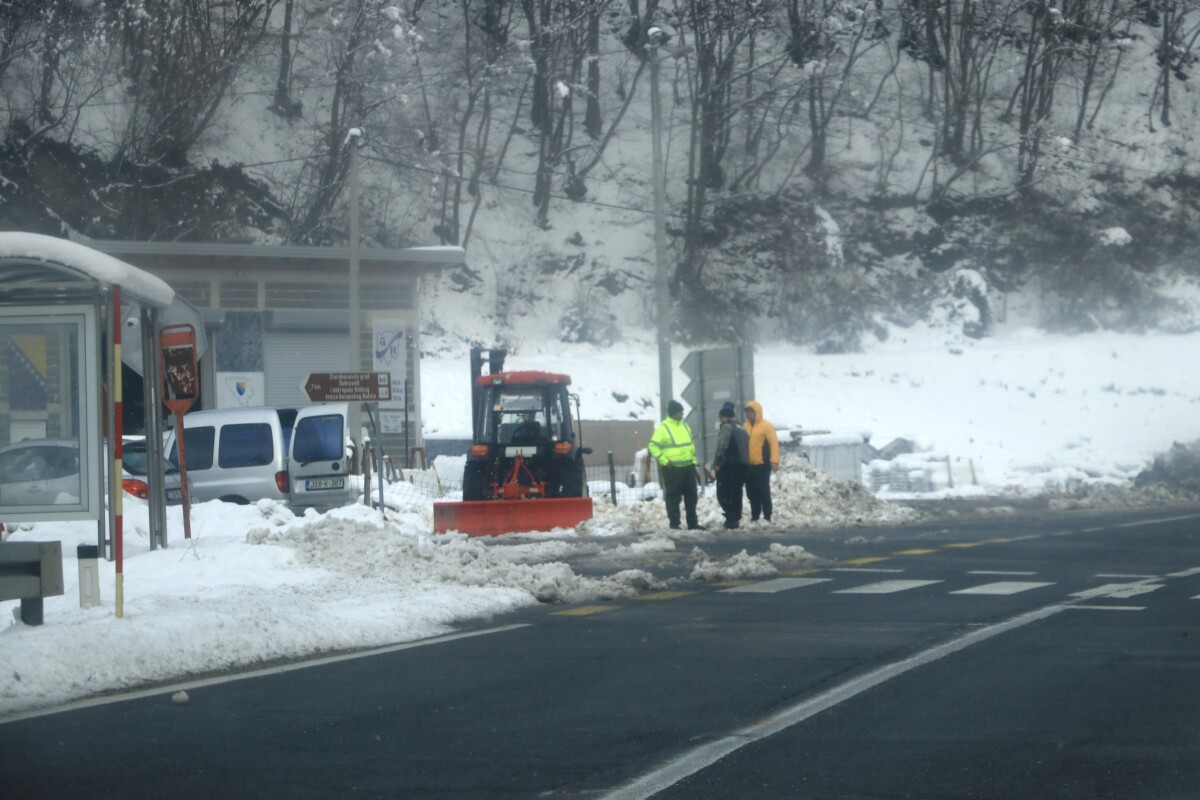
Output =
[{"x1": 474, "y1": 370, "x2": 572, "y2": 388}]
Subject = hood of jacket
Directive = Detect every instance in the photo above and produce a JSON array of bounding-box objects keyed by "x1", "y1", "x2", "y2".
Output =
[{"x1": 744, "y1": 400, "x2": 764, "y2": 419}]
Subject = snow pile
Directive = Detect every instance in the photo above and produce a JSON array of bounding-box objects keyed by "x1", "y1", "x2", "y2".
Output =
[
  {"x1": 1134, "y1": 440, "x2": 1200, "y2": 495},
  {"x1": 688, "y1": 542, "x2": 820, "y2": 582},
  {"x1": 769, "y1": 455, "x2": 923, "y2": 528},
  {"x1": 248, "y1": 504, "x2": 662, "y2": 604}
]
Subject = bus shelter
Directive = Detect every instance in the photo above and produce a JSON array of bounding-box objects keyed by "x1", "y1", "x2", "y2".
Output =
[{"x1": 0, "y1": 232, "x2": 186, "y2": 561}]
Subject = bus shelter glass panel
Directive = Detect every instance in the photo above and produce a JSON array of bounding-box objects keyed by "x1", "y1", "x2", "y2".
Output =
[{"x1": 0, "y1": 306, "x2": 100, "y2": 520}]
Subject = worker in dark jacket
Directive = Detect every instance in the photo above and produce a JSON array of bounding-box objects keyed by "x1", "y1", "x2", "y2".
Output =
[
  {"x1": 712, "y1": 401, "x2": 750, "y2": 529},
  {"x1": 647, "y1": 400, "x2": 702, "y2": 530},
  {"x1": 743, "y1": 400, "x2": 780, "y2": 523}
]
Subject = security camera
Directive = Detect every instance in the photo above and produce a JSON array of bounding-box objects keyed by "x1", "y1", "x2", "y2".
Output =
[
  {"x1": 125, "y1": 317, "x2": 139, "y2": 328},
  {"x1": 647, "y1": 26, "x2": 671, "y2": 45}
]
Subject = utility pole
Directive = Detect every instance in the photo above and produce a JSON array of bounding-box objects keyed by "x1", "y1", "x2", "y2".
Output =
[
  {"x1": 347, "y1": 128, "x2": 364, "y2": 462},
  {"x1": 650, "y1": 37, "x2": 671, "y2": 421},
  {"x1": 648, "y1": 31, "x2": 691, "y2": 421}
]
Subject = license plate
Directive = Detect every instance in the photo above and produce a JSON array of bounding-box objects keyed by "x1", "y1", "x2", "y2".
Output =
[
  {"x1": 305, "y1": 477, "x2": 345, "y2": 491},
  {"x1": 166, "y1": 488, "x2": 182, "y2": 501}
]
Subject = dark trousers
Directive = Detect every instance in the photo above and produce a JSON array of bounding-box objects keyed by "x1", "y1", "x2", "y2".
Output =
[
  {"x1": 662, "y1": 465, "x2": 699, "y2": 529},
  {"x1": 716, "y1": 463, "x2": 747, "y2": 528},
  {"x1": 746, "y1": 464, "x2": 772, "y2": 522}
]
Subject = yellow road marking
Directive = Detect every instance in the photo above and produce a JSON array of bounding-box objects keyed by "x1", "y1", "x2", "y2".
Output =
[
  {"x1": 634, "y1": 591, "x2": 696, "y2": 601},
  {"x1": 893, "y1": 548, "x2": 937, "y2": 556},
  {"x1": 842, "y1": 556, "x2": 891, "y2": 565},
  {"x1": 943, "y1": 542, "x2": 986, "y2": 549},
  {"x1": 712, "y1": 580, "x2": 756, "y2": 587},
  {"x1": 783, "y1": 567, "x2": 826, "y2": 576},
  {"x1": 550, "y1": 605, "x2": 622, "y2": 616}
]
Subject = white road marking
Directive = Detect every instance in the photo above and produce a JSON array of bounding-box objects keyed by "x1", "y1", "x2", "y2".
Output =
[
  {"x1": 0, "y1": 624, "x2": 531, "y2": 724},
  {"x1": 830, "y1": 567, "x2": 905, "y2": 573},
  {"x1": 1167, "y1": 567, "x2": 1200, "y2": 578},
  {"x1": 1111, "y1": 514, "x2": 1200, "y2": 529},
  {"x1": 834, "y1": 579, "x2": 942, "y2": 594},
  {"x1": 951, "y1": 581, "x2": 1054, "y2": 595},
  {"x1": 600, "y1": 604, "x2": 1068, "y2": 800},
  {"x1": 1071, "y1": 583, "x2": 1164, "y2": 600},
  {"x1": 1095, "y1": 573, "x2": 1157, "y2": 579},
  {"x1": 1069, "y1": 605, "x2": 1146, "y2": 611},
  {"x1": 968, "y1": 570, "x2": 1036, "y2": 576},
  {"x1": 722, "y1": 578, "x2": 832, "y2": 594}
]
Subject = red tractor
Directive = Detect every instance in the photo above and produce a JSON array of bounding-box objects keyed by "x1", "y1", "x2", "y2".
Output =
[{"x1": 432, "y1": 348, "x2": 593, "y2": 535}]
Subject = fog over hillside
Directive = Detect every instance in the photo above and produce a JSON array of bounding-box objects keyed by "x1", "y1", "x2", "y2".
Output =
[{"x1": 2, "y1": 0, "x2": 1200, "y2": 347}]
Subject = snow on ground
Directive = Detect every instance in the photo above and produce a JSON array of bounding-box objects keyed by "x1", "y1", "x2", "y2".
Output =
[{"x1": 4, "y1": 326, "x2": 1200, "y2": 717}]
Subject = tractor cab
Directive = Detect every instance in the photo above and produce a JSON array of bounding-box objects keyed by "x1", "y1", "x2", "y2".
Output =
[{"x1": 478, "y1": 376, "x2": 573, "y2": 448}]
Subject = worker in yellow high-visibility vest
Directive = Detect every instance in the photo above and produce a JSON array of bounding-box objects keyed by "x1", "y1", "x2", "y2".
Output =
[{"x1": 647, "y1": 400, "x2": 703, "y2": 530}]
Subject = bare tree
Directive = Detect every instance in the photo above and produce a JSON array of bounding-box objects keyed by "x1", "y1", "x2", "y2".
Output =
[
  {"x1": 676, "y1": 0, "x2": 764, "y2": 289},
  {"x1": 787, "y1": 0, "x2": 888, "y2": 183},
  {"x1": 1146, "y1": 0, "x2": 1200, "y2": 128},
  {"x1": 1004, "y1": 0, "x2": 1074, "y2": 192},
  {"x1": 289, "y1": 0, "x2": 394, "y2": 243},
  {"x1": 115, "y1": 0, "x2": 273, "y2": 167}
]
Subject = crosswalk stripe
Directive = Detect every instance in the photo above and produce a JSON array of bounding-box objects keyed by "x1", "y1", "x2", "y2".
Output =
[
  {"x1": 950, "y1": 581, "x2": 1055, "y2": 595},
  {"x1": 969, "y1": 570, "x2": 1036, "y2": 576},
  {"x1": 722, "y1": 578, "x2": 832, "y2": 594},
  {"x1": 1071, "y1": 583, "x2": 1164, "y2": 600},
  {"x1": 831, "y1": 567, "x2": 904, "y2": 573},
  {"x1": 834, "y1": 579, "x2": 942, "y2": 594}
]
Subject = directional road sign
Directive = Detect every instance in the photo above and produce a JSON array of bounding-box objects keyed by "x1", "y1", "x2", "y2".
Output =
[
  {"x1": 304, "y1": 372, "x2": 392, "y2": 403},
  {"x1": 681, "y1": 345, "x2": 755, "y2": 472}
]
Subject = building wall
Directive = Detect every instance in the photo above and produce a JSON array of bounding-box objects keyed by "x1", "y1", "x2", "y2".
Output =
[{"x1": 93, "y1": 245, "x2": 443, "y2": 463}]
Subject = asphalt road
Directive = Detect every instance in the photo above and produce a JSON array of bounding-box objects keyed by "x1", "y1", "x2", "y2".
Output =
[{"x1": 3, "y1": 508, "x2": 1199, "y2": 799}]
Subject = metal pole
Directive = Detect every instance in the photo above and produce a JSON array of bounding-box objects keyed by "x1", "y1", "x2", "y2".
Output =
[
  {"x1": 347, "y1": 128, "x2": 363, "y2": 465},
  {"x1": 112, "y1": 287, "x2": 124, "y2": 619},
  {"x1": 650, "y1": 46, "x2": 672, "y2": 420},
  {"x1": 142, "y1": 307, "x2": 167, "y2": 549},
  {"x1": 607, "y1": 451, "x2": 617, "y2": 506}
]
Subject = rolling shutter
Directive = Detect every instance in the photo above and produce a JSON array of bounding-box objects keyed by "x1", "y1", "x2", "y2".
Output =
[{"x1": 262, "y1": 330, "x2": 349, "y2": 407}]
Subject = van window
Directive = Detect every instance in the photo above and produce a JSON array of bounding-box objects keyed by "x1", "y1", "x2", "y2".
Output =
[
  {"x1": 218, "y1": 423, "x2": 275, "y2": 468},
  {"x1": 292, "y1": 415, "x2": 344, "y2": 464},
  {"x1": 170, "y1": 427, "x2": 215, "y2": 471}
]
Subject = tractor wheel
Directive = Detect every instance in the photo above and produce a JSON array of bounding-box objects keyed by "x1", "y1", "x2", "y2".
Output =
[
  {"x1": 462, "y1": 462, "x2": 489, "y2": 501},
  {"x1": 558, "y1": 458, "x2": 586, "y2": 498}
]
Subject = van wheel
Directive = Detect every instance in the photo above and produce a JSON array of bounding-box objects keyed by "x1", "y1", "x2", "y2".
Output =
[{"x1": 220, "y1": 495, "x2": 251, "y2": 505}]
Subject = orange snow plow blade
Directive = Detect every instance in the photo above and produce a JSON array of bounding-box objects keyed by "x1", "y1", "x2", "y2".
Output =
[{"x1": 433, "y1": 497, "x2": 594, "y2": 536}]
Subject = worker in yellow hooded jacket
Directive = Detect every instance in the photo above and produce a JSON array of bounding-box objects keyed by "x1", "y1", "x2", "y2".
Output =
[{"x1": 743, "y1": 400, "x2": 780, "y2": 523}]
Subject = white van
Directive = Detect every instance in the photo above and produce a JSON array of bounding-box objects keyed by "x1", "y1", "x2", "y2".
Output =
[
  {"x1": 164, "y1": 407, "x2": 297, "y2": 505},
  {"x1": 288, "y1": 403, "x2": 354, "y2": 512}
]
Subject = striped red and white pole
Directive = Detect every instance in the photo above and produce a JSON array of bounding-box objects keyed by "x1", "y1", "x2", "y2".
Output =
[{"x1": 113, "y1": 286, "x2": 124, "y2": 619}]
